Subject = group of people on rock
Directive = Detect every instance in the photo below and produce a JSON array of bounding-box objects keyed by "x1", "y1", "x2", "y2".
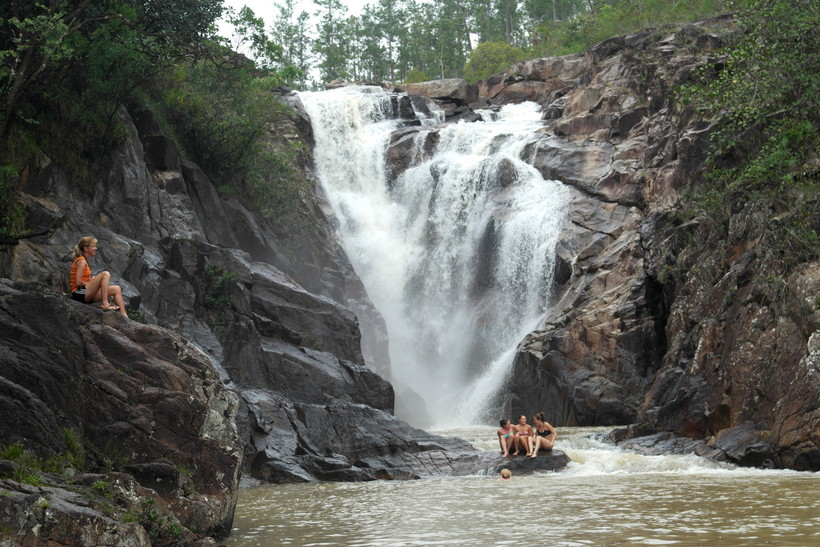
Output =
[{"x1": 497, "y1": 413, "x2": 556, "y2": 458}]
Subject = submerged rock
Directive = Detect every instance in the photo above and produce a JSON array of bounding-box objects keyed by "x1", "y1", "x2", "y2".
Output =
[{"x1": 488, "y1": 451, "x2": 571, "y2": 476}]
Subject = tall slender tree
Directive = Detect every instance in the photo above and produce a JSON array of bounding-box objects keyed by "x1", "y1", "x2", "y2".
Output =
[
  {"x1": 313, "y1": 0, "x2": 350, "y2": 82},
  {"x1": 270, "y1": 0, "x2": 312, "y2": 88}
]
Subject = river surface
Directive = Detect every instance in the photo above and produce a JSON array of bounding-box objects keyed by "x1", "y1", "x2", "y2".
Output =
[{"x1": 225, "y1": 426, "x2": 819, "y2": 546}]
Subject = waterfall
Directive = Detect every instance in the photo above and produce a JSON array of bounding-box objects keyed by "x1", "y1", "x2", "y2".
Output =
[{"x1": 299, "y1": 85, "x2": 569, "y2": 427}]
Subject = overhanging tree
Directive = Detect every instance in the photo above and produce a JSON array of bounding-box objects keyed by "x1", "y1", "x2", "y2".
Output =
[{"x1": 0, "y1": 0, "x2": 225, "y2": 154}]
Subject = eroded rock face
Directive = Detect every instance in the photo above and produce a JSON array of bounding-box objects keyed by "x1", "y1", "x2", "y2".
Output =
[{"x1": 640, "y1": 218, "x2": 820, "y2": 470}]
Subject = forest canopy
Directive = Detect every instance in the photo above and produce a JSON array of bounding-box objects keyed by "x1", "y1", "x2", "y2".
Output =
[{"x1": 257, "y1": 0, "x2": 735, "y2": 87}]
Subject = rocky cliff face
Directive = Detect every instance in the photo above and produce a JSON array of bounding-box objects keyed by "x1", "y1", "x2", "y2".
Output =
[
  {"x1": 382, "y1": 15, "x2": 817, "y2": 471},
  {"x1": 497, "y1": 18, "x2": 818, "y2": 470}
]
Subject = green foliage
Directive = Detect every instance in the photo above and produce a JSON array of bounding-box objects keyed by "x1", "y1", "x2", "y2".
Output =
[
  {"x1": 683, "y1": 0, "x2": 818, "y2": 150},
  {"x1": 0, "y1": 442, "x2": 26, "y2": 461},
  {"x1": 34, "y1": 496, "x2": 50, "y2": 509},
  {"x1": 0, "y1": 442, "x2": 43, "y2": 486},
  {"x1": 0, "y1": 164, "x2": 26, "y2": 243},
  {"x1": 62, "y1": 427, "x2": 85, "y2": 469},
  {"x1": 201, "y1": 263, "x2": 238, "y2": 312},
  {"x1": 679, "y1": 0, "x2": 819, "y2": 270},
  {"x1": 0, "y1": 1, "x2": 226, "y2": 155},
  {"x1": 404, "y1": 69, "x2": 430, "y2": 84},
  {"x1": 136, "y1": 497, "x2": 185, "y2": 546},
  {"x1": 0, "y1": 429, "x2": 85, "y2": 485},
  {"x1": 463, "y1": 42, "x2": 526, "y2": 82},
  {"x1": 529, "y1": 0, "x2": 729, "y2": 57},
  {"x1": 143, "y1": 52, "x2": 311, "y2": 232},
  {"x1": 92, "y1": 480, "x2": 111, "y2": 492},
  {"x1": 524, "y1": 0, "x2": 587, "y2": 26},
  {"x1": 222, "y1": 5, "x2": 304, "y2": 84},
  {"x1": 268, "y1": 0, "x2": 313, "y2": 89}
]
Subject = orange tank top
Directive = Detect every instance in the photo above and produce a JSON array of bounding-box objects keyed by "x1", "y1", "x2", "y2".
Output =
[{"x1": 70, "y1": 256, "x2": 91, "y2": 293}]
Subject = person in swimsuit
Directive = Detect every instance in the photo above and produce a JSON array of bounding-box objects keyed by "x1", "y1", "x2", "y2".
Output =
[
  {"x1": 512, "y1": 414, "x2": 534, "y2": 456},
  {"x1": 69, "y1": 236, "x2": 128, "y2": 316},
  {"x1": 496, "y1": 419, "x2": 515, "y2": 457},
  {"x1": 529, "y1": 412, "x2": 557, "y2": 458}
]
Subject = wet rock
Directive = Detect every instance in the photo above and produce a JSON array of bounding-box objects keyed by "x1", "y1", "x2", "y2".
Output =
[
  {"x1": 247, "y1": 400, "x2": 485, "y2": 482},
  {"x1": 711, "y1": 422, "x2": 774, "y2": 467},
  {"x1": 0, "y1": 480, "x2": 152, "y2": 546},
  {"x1": 395, "y1": 78, "x2": 478, "y2": 105},
  {"x1": 613, "y1": 431, "x2": 729, "y2": 462},
  {"x1": 489, "y1": 451, "x2": 571, "y2": 476}
]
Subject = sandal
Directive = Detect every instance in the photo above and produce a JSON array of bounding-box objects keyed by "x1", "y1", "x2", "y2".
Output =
[{"x1": 101, "y1": 304, "x2": 120, "y2": 311}]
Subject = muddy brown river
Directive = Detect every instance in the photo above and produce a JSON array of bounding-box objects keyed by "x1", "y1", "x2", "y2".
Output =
[{"x1": 225, "y1": 426, "x2": 819, "y2": 546}]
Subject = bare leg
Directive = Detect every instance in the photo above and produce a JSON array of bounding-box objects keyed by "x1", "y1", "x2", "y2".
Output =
[
  {"x1": 109, "y1": 284, "x2": 128, "y2": 317},
  {"x1": 84, "y1": 271, "x2": 111, "y2": 306},
  {"x1": 530, "y1": 437, "x2": 542, "y2": 458}
]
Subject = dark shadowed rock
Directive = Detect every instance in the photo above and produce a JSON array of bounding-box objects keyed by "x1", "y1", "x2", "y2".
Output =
[
  {"x1": 492, "y1": 450, "x2": 571, "y2": 474},
  {"x1": 0, "y1": 280, "x2": 241, "y2": 543}
]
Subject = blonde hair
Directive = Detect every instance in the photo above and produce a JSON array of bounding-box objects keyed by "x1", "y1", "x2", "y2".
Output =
[
  {"x1": 500, "y1": 468, "x2": 511, "y2": 479},
  {"x1": 73, "y1": 237, "x2": 97, "y2": 258}
]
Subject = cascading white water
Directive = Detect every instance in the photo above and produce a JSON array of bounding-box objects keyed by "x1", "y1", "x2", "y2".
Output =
[{"x1": 299, "y1": 86, "x2": 569, "y2": 426}]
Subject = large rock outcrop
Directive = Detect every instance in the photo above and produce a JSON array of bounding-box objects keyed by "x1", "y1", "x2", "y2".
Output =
[
  {"x1": 0, "y1": 279, "x2": 241, "y2": 544},
  {"x1": 496, "y1": 17, "x2": 818, "y2": 470}
]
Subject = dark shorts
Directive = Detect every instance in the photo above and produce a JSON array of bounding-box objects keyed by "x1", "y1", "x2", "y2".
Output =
[{"x1": 71, "y1": 290, "x2": 87, "y2": 303}]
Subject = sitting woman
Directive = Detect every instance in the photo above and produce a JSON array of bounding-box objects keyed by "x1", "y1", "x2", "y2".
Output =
[
  {"x1": 529, "y1": 412, "x2": 557, "y2": 458},
  {"x1": 496, "y1": 419, "x2": 515, "y2": 458},
  {"x1": 512, "y1": 414, "x2": 534, "y2": 456},
  {"x1": 70, "y1": 236, "x2": 128, "y2": 317}
]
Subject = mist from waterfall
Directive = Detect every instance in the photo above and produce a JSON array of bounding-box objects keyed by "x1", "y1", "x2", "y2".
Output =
[{"x1": 299, "y1": 85, "x2": 569, "y2": 427}]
